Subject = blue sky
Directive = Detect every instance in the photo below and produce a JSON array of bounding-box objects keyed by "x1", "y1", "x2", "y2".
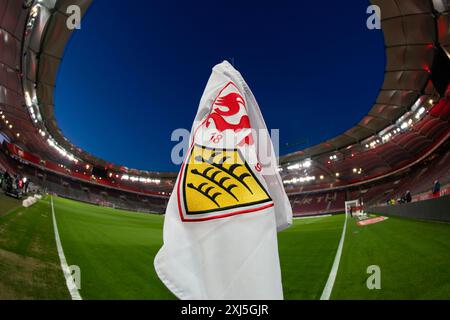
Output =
[{"x1": 55, "y1": 0, "x2": 384, "y2": 171}]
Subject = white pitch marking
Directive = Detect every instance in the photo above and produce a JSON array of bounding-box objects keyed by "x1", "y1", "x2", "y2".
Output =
[
  {"x1": 51, "y1": 196, "x2": 82, "y2": 300},
  {"x1": 293, "y1": 214, "x2": 332, "y2": 220},
  {"x1": 320, "y1": 212, "x2": 348, "y2": 300}
]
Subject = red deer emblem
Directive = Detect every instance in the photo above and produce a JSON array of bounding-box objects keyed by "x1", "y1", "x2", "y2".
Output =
[{"x1": 205, "y1": 83, "x2": 254, "y2": 146}]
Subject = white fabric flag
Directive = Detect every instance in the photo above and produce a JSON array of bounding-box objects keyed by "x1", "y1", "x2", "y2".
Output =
[{"x1": 154, "y1": 61, "x2": 292, "y2": 300}]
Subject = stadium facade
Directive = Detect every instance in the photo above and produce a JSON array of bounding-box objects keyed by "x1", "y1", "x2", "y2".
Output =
[{"x1": 0, "y1": 0, "x2": 449, "y2": 216}]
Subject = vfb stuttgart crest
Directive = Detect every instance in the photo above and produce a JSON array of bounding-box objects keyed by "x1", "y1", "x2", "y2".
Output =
[{"x1": 177, "y1": 82, "x2": 273, "y2": 222}]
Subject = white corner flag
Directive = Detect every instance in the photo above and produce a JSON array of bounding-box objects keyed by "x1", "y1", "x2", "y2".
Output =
[{"x1": 154, "y1": 61, "x2": 292, "y2": 300}]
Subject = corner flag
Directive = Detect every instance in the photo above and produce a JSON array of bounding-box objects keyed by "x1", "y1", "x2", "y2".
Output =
[{"x1": 154, "y1": 61, "x2": 292, "y2": 300}]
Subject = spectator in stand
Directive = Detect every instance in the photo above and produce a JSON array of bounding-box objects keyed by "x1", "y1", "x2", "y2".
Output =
[
  {"x1": 405, "y1": 190, "x2": 412, "y2": 203},
  {"x1": 23, "y1": 177, "x2": 29, "y2": 193},
  {"x1": 17, "y1": 176, "x2": 23, "y2": 190},
  {"x1": 3, "y1": 171, "x2": 11, "y2": 190},
  {"x1": 433, "y1": 180, "x2": 441, "y2": 197}
]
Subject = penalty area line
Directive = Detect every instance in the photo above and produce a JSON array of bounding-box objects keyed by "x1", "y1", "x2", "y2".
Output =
[
  {"x1": 51, "y1": 196, "x2": 82, "y2": 300},
  {"x1": 320, "y1": 212, "x2": 348, "y2": 300}
]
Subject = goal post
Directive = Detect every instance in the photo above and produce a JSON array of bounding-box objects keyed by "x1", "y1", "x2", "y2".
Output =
[{"x1": 345, "y1": 199, "x2": 364, "y2": 217}]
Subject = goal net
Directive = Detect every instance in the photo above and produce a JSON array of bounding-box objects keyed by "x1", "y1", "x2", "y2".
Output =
[{"x1": 345, "y1": 199, "x2": 364, "y2": 217}]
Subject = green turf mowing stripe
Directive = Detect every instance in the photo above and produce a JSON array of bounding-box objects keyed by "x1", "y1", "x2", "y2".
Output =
[
  {"x1": 0, "y1": 193, "x2": 21, "y2": 216},
  {"x1": 331, "y1": 215, "x2": 450, "y2": 299},
  {"x1": 51, "y1": 196, "x2": 82, "y2": 300},
  {"x1": 52, "y1": 196, "x2": 175, "y2": 299},
  {"x1": 53, "y1": 196, "x2": 346, "y2": 300},
  {"x1": 0, "y1": 197, "x2": 70, "y2": 299},
  {"x1": 278, "y1": 214, "x2": 345, "y2": 300},
  {"x1": 320, "y1": 212, "x2": 348, "y2": 300}
]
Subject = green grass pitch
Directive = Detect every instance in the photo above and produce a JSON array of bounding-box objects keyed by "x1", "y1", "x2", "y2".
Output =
[{"x1": 0, "y1": 194, "x2": 449, "y2": 299}]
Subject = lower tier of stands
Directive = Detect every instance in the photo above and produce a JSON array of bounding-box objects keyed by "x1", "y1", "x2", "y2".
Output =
[{"x1": 0, "y1": 150, "x2": 168, "y2": 214}]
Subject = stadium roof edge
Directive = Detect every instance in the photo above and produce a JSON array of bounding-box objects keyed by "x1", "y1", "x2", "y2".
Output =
[{"x1": 280, "y1": 0, "x2": 449, "y2": 165}]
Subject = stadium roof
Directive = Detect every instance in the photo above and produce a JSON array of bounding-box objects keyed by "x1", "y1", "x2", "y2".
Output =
[
  {"x1": 278, "y1": 0, "x2": 449, "y2": 193},
  {"x1": 281, "y1": 0, "x2": 449, "y2": 163},
  {"x1": 0, "y1": 0, "x2": 173, "y2": 179}
]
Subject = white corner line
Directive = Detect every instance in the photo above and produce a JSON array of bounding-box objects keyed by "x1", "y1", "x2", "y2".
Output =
[
  {"x1": 51, "y1": 196, "x2": 82, "y2": 300},
  {"x1": 294, "y1": 214, "x2": 332, "y2": 220},
  {"x1": 320, "y1": 212, "x2": 348, "y2": 300}
]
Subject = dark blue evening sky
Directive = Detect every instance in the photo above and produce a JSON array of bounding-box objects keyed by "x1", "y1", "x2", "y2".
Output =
[{"x1": 55, "y1": 1, "x2": 385, "y2": 171}]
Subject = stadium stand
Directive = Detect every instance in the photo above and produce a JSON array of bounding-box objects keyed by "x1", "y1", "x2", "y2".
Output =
[
  {"x1": 0, "y1": 0, "x2": 449, "y2": 218},
  {"x1": 370, "y1": 195, "x2": 450, "y2": 222},
  {"x1": 289, "y1": 139, "x2": 450, "y2": 216}
]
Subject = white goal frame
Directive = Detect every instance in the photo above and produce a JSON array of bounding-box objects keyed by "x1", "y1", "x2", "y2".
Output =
[{"x1": 345, "y1": 199, "x2": 364, "y2": 217}]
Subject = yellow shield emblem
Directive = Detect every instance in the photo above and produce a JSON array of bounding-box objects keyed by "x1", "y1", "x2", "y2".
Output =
[{"x1": 181, "y1": 145, "x2": 272, "y2": 219}]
